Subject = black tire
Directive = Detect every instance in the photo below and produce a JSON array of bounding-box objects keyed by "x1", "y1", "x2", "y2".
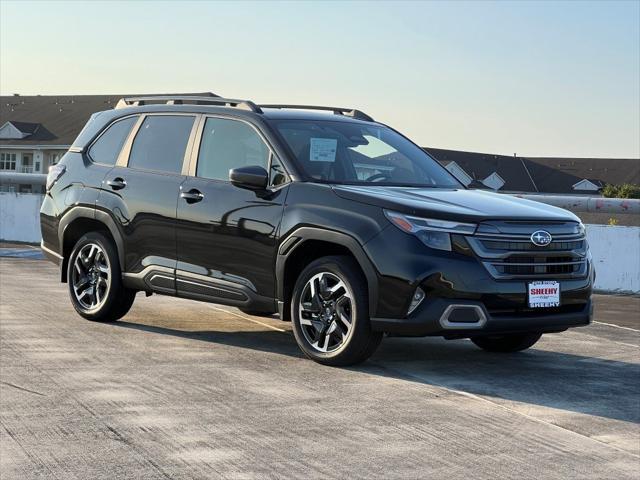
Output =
[
  {"x1": 291, "y1": 255, "x2": 382, "y2": 366},
  {"x1": 471, "y1": 333, "x2": 542, "y2": 353},
  {"x1": 67, "y1": 231, "x2": 136, "y2": 322}
]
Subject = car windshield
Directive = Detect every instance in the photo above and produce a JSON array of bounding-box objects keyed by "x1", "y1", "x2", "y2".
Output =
[{"x1": 271, "y1": 118, "x2": 461, "y2": 188}]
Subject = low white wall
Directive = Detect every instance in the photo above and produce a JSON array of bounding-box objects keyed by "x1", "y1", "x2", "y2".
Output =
[
  {"x1": 0, "y1": 193, "x2": 44, "y2": 244},
  {"x1": 1, "y1": 193, "x2": 639, "y2": 293},
  {"x1": 586, "y1": 224, "x2": 640, "y2": 294}
]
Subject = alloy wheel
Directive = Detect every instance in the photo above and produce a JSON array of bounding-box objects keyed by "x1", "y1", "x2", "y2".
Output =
[
  {"x1": 298, "y1": 271, "x2": 354, "y2": 353},
  {"x1": 72, "y1": 243, "x2": 111, "y2": 311}
]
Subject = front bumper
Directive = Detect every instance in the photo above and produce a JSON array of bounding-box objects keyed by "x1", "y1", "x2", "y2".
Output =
[{"x1": 371, "y1": 298, "x2": 593, "y2": 337}]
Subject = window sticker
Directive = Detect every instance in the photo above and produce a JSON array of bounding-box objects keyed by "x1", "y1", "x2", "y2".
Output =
[{"x1": 310, "y1": 138, "x2": 337, "y2": 162}]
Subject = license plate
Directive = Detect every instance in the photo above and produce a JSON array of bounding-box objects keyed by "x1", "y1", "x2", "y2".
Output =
[{"x1": 528, "y1": 281, "x2": 560, "y2": 308}]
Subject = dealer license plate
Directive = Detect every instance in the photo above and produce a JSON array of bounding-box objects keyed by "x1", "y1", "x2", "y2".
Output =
[{"x1": 528, "y1": 281, "x2": 560, "y2": 308}]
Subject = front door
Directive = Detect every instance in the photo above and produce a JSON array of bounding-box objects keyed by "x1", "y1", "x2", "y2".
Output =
[
  {"x1": 176, "y1": 116, "x2": 289, "y2": 309},
  {"x1": 21, "y1": 153, "x2": 33, "y2": 173}
]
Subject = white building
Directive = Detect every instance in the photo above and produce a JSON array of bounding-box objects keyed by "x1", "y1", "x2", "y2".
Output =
[
  {"x1": 0, "y1": 95, "x2": 124, "y2": 193},
  {"x1": 0, "y1": 120, "x2": 67, "y2": 193}
]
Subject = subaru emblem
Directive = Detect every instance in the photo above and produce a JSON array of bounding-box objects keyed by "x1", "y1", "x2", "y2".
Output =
[{"x1": 531, "y1": 230, "x2": 553, "y2": 247}]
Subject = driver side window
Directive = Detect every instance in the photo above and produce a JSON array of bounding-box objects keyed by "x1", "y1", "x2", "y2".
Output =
[{"x1": 196, "y1": 117, "x2": 270, "y2": 181}]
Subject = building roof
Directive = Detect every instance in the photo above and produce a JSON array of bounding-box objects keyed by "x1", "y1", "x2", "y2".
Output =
[
  {"x1": 524, "y1": 157, "x2": 640, "y2": 193},
  {"x1": 0, "y1": 93, "x2": 217, "y2": 147},
  {"x1": 426, "y1": 147, "x2": 640, "y2": 193},
  {"x1": 425, "y1": 147, "x2": 537, "y2": 192}
]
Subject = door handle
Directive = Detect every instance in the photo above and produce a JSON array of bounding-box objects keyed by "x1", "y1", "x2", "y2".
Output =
[
  {"x1": 180, "y1": 189, "x2": 204, "y2": 204},
  {"x1": 107, "y1": 177, "x2": 127, "y2": 190}
]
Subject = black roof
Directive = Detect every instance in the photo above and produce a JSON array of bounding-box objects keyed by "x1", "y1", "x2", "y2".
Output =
[{"x1": 261, "y1": 108, "x2": 372, "y2": 123}]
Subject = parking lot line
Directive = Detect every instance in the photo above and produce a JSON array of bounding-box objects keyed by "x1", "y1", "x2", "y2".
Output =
[
  {"x1": 207, "y1": 304, "x2": 287, "y2": 332},
  {"x1": 593, "y1": 321, "x2": 640, "y2": 333}
]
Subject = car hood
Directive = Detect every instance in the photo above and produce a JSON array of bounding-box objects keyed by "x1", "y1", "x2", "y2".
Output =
[{"x1": 331, "y1": 185, "x2": 580, "y2": 223}]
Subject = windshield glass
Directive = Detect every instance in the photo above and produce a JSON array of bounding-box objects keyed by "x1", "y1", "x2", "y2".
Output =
[{"x1": 271, "y1": 119, "x2": 461, "y2": 188}]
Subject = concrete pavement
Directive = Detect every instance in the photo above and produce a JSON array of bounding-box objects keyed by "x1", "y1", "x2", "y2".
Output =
[{"x1": 1, "y1": 257, "x2": 638, "y2": 479}]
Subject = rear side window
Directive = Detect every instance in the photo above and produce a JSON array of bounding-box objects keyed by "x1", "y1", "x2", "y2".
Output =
[
  {"x1": 128, "y1": 115, "x2": 195, "y2": 173},
  {"x1": 196, "y1": 117, "x2": 270, "y2": 181},
  {"x1": 88, "y1": 116, "x2": 137, "y2": 165}
]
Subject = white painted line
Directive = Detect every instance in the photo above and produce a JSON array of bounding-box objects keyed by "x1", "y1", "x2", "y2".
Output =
[
  {"x1": 594, "y1": 321, "x2": 640, "y2": 333},
  {"x1": 207, "y1": 305, "x2": 287, "y2": 332}
]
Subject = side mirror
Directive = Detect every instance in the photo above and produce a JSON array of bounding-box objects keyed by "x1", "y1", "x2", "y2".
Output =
[{"x1": 229, "y1": 165, "x2": 269, "y2": 191}]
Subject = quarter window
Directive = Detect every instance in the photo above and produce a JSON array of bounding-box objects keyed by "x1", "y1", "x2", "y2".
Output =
[
  {"x1": 88, "y1": 116, "x2": 137, "y2": 166},
  {"x1": 196, "y1": 117, "x2": 270, "y2": 181},
  {"x1": 128, "y1": 115, "x2": 195, "y2": 174},
  {"x1": 269, "y1": 155, "x2": 288, "y2": 187}
]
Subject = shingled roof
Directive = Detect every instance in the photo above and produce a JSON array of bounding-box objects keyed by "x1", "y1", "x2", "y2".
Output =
[
  {"x1": 425, "y1": 147, "x2": 537, "y2": 192},
  {"x1": 524, "y1": 157, "x2": 640, "y2": 193},
  {"x1": 426, "y1": 147, "x2": 640, "y2": 194},
  {"x1": 0, "y1": 93, "x2": 218, "y2": 147}
]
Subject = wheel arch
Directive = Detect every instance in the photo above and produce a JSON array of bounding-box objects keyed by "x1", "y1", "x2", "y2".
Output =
[
  {"x1": 276, "y1": 227, "x2": 379, "y2": 321},
  {"x1": 59, "y1": 207, "x2": 125, "y2": 282}
]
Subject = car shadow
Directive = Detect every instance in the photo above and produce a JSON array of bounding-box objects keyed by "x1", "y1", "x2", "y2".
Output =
[{"x1": 114, "y1": 320, "x2": 639, "y2": 425}]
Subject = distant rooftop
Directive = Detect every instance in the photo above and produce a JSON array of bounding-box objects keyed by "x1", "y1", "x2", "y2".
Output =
[
  {"x1": 0, "y1": 93, "x2": 218, "y2": 146},
  {"x1": 426, "y1": 147, "x2": 640, "y2": 194}
]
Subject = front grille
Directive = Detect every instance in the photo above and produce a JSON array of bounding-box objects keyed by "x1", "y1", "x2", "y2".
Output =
[
  {"x1": 481, "y1": 239, "x2": 584, "y2": 252},
  {"x1": 467, "y1": 221, "x2": 588, "y2": 280},
  {"x1": 494, "y1": 256, "x2": 582, "y2": 276}
]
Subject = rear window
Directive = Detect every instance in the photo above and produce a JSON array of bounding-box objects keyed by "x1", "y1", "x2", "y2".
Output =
[
  {"x1": 128, "y1": 115, "x2": 195, "y2": 173},
  {"x1": 88, "y1": 116, "x2": 137, "y2": 166}
]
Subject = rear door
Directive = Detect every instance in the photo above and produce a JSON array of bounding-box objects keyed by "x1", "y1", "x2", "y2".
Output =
[
  {"x1": 99, "y1": 113, "x2": 198, "y2": 294},
  {"x1": 176, "y1": 115, "x2": 289, "y2": 308}
]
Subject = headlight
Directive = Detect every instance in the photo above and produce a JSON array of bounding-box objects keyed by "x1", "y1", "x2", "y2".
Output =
[{"x1": 384, "y1": 210, "x2": 477, "y2": 251}]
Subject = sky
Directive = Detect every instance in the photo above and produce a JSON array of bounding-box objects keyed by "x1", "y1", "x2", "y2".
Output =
[{"x1": 1, "y1": 0, "x2": 639, "y2": 158}]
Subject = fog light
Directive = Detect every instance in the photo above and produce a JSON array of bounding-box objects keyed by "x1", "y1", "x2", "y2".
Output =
[{"x1": 408, "y1": 287, "x2": 426, "y2": 315}]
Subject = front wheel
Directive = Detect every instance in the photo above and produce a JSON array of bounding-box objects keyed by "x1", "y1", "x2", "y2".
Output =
[
  {"x1": 471, "y1": 333, "x2": 542, "y2": 352},
  {"x1": 291, "y1": 255, "x2": 382, "y2": 366},
  {"x1": 67, "y1": 232, "x2": 136, "y2": 322}
]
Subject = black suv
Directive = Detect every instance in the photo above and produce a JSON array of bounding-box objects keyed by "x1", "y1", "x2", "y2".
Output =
[{"x1": 41, "y1": 96, "x2": 593, "y2": 365}]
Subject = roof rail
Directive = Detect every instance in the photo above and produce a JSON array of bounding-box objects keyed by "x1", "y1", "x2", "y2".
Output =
[
  {"x1": 115, "y1": 96, "x2": 262, "y2": 113},
  {"x1": 259, "y1": 104, "x2": 374, "y2": 122}
]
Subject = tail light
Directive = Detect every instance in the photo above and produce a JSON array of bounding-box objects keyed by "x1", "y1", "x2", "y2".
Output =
[{"x1": 46, "y1": 164, "x2": 66, "y2": 191}]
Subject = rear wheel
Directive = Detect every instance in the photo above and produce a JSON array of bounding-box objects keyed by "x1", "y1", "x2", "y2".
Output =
[
  {"x1": 291, "y1": 255, "x2": 382, "y2": 366},
  {"x1": 471, "y1": 333, "x2": 542, "y2": 352},
  {"x1": 67, "y1": 232, "x2": 136, "y2": 322}
]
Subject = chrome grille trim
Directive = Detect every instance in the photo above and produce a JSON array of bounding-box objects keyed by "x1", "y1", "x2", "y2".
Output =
[
  {"x1": 470, "y1": 232, "x2": 584, "y2": 240},
  {"x1": 468, "y1": 222, "x2": 588, "y2": 280}
]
